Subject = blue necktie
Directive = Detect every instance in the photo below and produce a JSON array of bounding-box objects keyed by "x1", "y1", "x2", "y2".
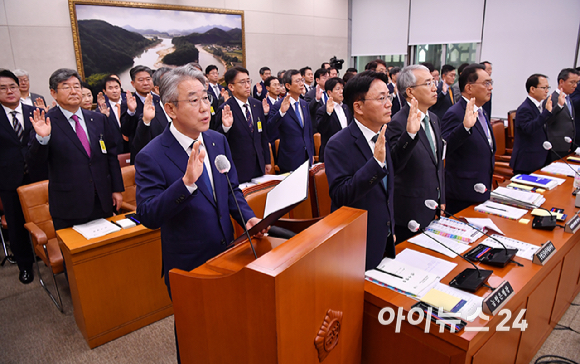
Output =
[
  {"x1": 191, "y1": 141, "x2": 213, "y2": 197},
  {"x1": 566, "y1": 95, "x2": 573, "y2": 115},
  {"x1": 294, "y1": 102, "x2": 303, "y2": 127}
]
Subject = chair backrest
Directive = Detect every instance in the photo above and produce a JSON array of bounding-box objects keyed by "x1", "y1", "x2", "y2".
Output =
[
  {"x1": 313, "y1": 133, "x2": 321, "y2": 158},
  {"x1": 118, "y1": 152, "x2": 131, "y2": 168},
  {"x1": 268, "y1": 143, "x2": 276, "y2": 175},
  {"x1": 121, "y1": 165, "x2": 136, "y2": 209},
  {"x1": 507, "y1": 110, "x2": 516, "y2": 139},
  {"x1": 491, "y1": 120, "x2": 506, "y2": 155},
  {"x1": 231, "y1": 181, "x2": 281, "y2": 238},
  {"x1": 17, "y1": 180, "x2": 55, "y2": 240},
  {"x1": 309, "y1": 164, "x2": 331, "y2": 217}
]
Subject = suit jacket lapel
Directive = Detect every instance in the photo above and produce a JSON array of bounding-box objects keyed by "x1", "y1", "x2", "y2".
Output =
[
  {"x1": 83, "y1": 110, "x2": 101, "y2": 159},
  {"x1": 0, "y1": 109, "x2": 20, "y2": 143},
  {"x1": 231, "y1": 99, "x2": 252, "y2": 136}
]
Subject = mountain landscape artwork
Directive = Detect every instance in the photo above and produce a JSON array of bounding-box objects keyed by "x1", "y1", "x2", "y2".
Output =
[{"x1": 71, "y1": 1, "x2": 244, "y2": 88}]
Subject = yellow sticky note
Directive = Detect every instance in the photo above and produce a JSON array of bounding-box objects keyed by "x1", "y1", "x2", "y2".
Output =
[
  {"x1": 518, "y1": 218, "x2": 530, "y2": 224},
  {"x1": 421, "y1": 289, "x2": 462, "y2": 312}
]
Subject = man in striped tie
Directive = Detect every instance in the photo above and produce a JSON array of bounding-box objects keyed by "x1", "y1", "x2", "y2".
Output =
[{"x1": 0, "y1": 69, "x2": 40, "y2": 283}]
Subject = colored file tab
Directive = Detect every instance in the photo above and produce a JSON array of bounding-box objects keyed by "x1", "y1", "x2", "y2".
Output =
[{"x1": 421, "y1": 288, "x2": 466, "y2": 313}]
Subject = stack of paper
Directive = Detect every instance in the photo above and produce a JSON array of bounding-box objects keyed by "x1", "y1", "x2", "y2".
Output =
[
  {"x1": 427, "y1": 283, "x2": 484, "y2": 322},
  {"x1": 425, "y1": 217, "x2": 483, "y2": 243},
  {"x1": 567, "y1": 156, "x2": 580, "y2": 163},
  {"x1": 250, "y1": 174, "x2": 288, "y2": 184},
  {"x1": 541, "y1": 162, "x2": 578, "y2": 177},
  {"x1": 480, "y1": 234, "x2": 539, "y2": 261},
  {"x1": 73, "y1": 218, "x2": 121, "y2": 239},
  {"x1": 490, "y1": 186, "x2": 546, "y2": 209},
  {"x1": 408, "y1": 231, "x2": 471, "y2": 258},
  {"x1": 464, "y1": 217, "x2": 505, "y2": 235},
  {"x1": 507, "y1": 182, "x2": 545, "y2": 193},
  {"x1": 511, "y1": 174, "x2": 564, "y2": 190},
  {"x1": 474, "y1": 201, "x2": 528, "y2": 220}
]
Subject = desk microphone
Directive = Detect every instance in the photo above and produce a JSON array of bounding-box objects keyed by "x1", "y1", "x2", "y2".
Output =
[
  {"x1": 215, "y1": 154, "x2": 258, "y2": 259},
  {"x1": 543, "y1": 141, "x2": 580, "y2": 178},
  {"x1": 425, "y1": 198, "x2": 520, "y2": 267},
  {"x1": 408, "y1": 220, "x2": 492, "y2": 292},
  {"x1": 474, "y1": 183, "x2": 556, "y2": 231},
  {"x1": 564, "y1": 136, "x2": 580, "y2": 152}
]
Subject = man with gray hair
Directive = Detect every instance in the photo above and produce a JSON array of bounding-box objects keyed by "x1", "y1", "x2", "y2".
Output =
[
  {"x1": 28, "y1": 68, "x2": 124, "y2": 230},
  {"x1": 135, "y1": 64, "x2": 263, "y2": 299},
  {"x1": 386, "y1": 64, "x2": 445, "y2": 242},
  {"x1": 13, "y1": 69, "x2": 46, "y2": 108}
]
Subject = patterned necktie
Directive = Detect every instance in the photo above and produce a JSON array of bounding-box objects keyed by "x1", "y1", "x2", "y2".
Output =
[
  {"x1": 72, "y1": 114, "x2": 91, "y2": 157},
  {"x1": 244, "y1": 104, "x2": 254, "y2": 132},
  {"x1": 10, "y1": 111, "x2": 23, "y2": 142},
  {"x1": 566, "y1": 95, "x2": 573, "y2": 115},
  {"x1": 477, "y1": 108, "x2": 491, "y2": 147},
  {"x1": 294, "y1": 102, "x2": 303, "y2": 127},
  {"x1": 422, "y1": 115, "x2": 436, "y2": 159}
]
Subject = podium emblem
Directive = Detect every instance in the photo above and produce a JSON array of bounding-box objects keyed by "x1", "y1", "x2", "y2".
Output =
[{"x1": 314, "y1": 309, "x2": 343, "y2": 362}]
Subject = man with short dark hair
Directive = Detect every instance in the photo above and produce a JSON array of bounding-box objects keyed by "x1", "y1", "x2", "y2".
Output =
[
  {"x1": 205, "y1": 65, "x2": 225, "y2": 130},
  {"x1": 97, "y1": 75, "x2": 128, "y2": 155},
  {"x1": 329, "y1": 67, "x2": 338, "y2": 78},
  {"x1": 387, "y1": 67, "x2": 403, "y2": 116},
  {"x1": 452, "y1": 63, "x2": 469, "y2": 103},
  {"x1": 0, "y1": 69, "x2": 40, "y2": 284},
  {"x1": 441, "y1": 64, "x2": 495, "y2": 214},
  {"x1": 325, "y1": 71, "x2": 420, "y2": 269},
  {"x1": 315, "y1": 77, "x2": 352, "y2": 162},
  {"x1": 252, "y1": 66, "x2": 271, "y2": 101},
  {"x1": 13, "y1": 69, "x2": 46, "y2": 108},
  {"x1": 480, "y1": 61, "x2": 493, "y2": 116},
  {"x1": 28, "y1": 68, "x2": 124, "y2": 231},
  {"x1": 544, "y1": 68, "x2": 579, "y2": 161},
  {"x1": 304, "y1": 68, "x2": 330, "y2": 132},
  {"x1": 300, "y1": 67, "x2": 314, "y2": 93},
  {"x1": 216, "y1": 67, "x2": 271, "y2": 183},
  {"x1": 321, "y1": 62, "x2": 330, "y2": 69},
  {"x1": 268, "y1": 69, "x2": 314, "y2": 173},
  {"x1": 510, "y1": 74, "x2": 556, "y2": 175},
  {"x1": 387, "y1": 65, "x2": 445, "y2": 242},
  {"x1": 431, "y1": 64, "x2": 456, "y2": 120},
  {"x1": 264, "y1": 76, "x2": 281, "y2": 143}
]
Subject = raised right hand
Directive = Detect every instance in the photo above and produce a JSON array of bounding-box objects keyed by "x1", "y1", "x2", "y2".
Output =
[
  {"x1": 126, "y1": 91, "x2": 137, "y2": 112},
  {"x1": 373, "y1": 124, "x2": 387, "y2": 164},
  {"x1": 222, "y1": 104, "x2": 233, "y2": 128},
  {"x1": 463, "y1": 98, "x2": 477, "y2": 129},
  {"x1": 326, "y1": 96, "x2": 335, "y2": 113},
  {"x1": 280, "y1": 94, "x2": 291, "y2": 114},
  {"x1": 316, "y1": 85, "x2": 323, "y2": 101},
  {"x1": 97, "y1": 92, "x2": 110, "y2": 117},
  {"x1": 29, "y1": 108, "x2": 51, "y2": 137},
  {"x1": 182, "y1": 141, "x2": 206, "y2": 186},
  {"x1": 142, "y1": 93, "x2": 156, "y2": 123},
  {"x1": 557, "y1": 89, "x2": 566, "y2": 108},
  {"x1": 545, "y1": 94, "x2": 553, "y2": 113},
  {"x1": 255, "y1": 82, "x2": 262, "y2": 94}
]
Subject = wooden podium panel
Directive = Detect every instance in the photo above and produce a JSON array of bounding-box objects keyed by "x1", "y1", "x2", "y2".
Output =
[
  {"x1": 58, "y1": 215, "x2": 172, "y2": 348},
  {"x1": 362, "y1": 165, "x2": 580, "y2": 364},
  {"x1": 170, "y1": 207, "x2": 368, "y2": 364}
]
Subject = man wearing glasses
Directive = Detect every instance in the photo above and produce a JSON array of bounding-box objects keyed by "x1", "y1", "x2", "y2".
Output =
[
  {"x1": 441, "y1": 64, "x2": 495, "y2": 214},
  {"x1": 544, "y1": 68, "x2": 579, "y2": 162},
  {"x1": 216, "y1": 67, "x2": 271, "y2": 183},
  {"x1": 325, "y1": 71, "x2": 420, "y2": 270},
  {"x1": 29, "y1": 68, "x2": 124, "y2": 230},
  {"x1": 387, "y1": 65, "x2": 445, "y2": 242},
  {"x1": 268, "y1": 69, "x2": 315, "y2": 173},
  {"x1": 510, "y1": 74, "x2": 558, "y2": 175}
]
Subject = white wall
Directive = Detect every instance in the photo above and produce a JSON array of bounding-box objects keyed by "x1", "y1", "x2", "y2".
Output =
[{"x1": 0, "y1": 0, "x2": 348, "y2": 101}]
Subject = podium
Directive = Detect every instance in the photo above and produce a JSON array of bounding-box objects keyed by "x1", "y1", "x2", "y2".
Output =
[{"x1": 169, "y1": 207, "x2": 368, "y2": 363}]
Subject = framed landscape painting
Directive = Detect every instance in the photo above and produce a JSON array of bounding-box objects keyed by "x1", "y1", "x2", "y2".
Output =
[{"x1": 68, "y1": 0, "x2": 244, "y2": 89}]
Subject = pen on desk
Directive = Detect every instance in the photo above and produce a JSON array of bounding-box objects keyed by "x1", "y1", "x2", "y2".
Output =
[
  {"x1": 110, "y1": 221, "x2": 123, "y2": 229},
  {"x1": 374, "y1": 267, "x2": 403, "y2": 279},
  {"x1": 486, "y1": 206, "x2": 507, "y2": 212}
]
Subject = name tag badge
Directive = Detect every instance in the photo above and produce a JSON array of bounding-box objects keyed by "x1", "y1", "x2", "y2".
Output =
[
  {"x1": 210, "y1": 106, "x2": 215, "y2": 116},
  {"x1": 257, "y1": 119, "x2": 263, "y2": 133},
  {"x1": 99, "y1": 135, "x2": 107, "y2": 154}
]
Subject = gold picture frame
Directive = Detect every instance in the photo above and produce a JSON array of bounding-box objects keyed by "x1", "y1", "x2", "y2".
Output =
[{"x1": 68, "y1": 0, "x2": 245, "y2": 87}]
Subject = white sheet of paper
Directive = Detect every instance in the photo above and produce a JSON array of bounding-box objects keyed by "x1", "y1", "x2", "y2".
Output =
[
  {"x1": 408, "y1": 231, "x2": 470, "y2": 258},
  {"x1": 464, "y1": 217, "x2": 505, "y2": 235},
  {"x1": 396, "y1": 248, "x2": 457, "y2": 278},
  {"x1": 263, "y1": 161, "x2": 309, "y2": 218}
]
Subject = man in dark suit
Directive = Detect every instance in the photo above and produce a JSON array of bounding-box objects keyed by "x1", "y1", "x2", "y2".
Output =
[
  {"x1": 252, "y1": 67, "x2": 271, "y2": 101},
  {"x1": 481, "y1": 61, "x2": 493, "y2": 117},
  {"x1": 132, "y1": 68, "x2": 173, "y2": 158},
  {"x1": 510, "y1": 74, "x2": 556, "y2": 175},
  {"x1": 387, "y1": 67, "x2": 404, "y2": 117},
  {"x1": 0, "y1": 70, "x2": 40, "y2": 283},
  {"x1": 304, "y1": 68, "x2": 330, "y2": 133},
  {"x1": 264, "y1": 76, "x2": 281, "y2": 144},
  {"x1": 205, "y1": 65, "x2": 225, "y2": 130},
  {"x1": 387, "y1": 65, "x2": 445, "y2": 242},
  {"x1": 301, "y1": 67, "x2": 314, "y2": 94},
  {"x1": 216, "y1": 67, "x2": 271, "y2": 183},
  {"x1": 268, "y1": 70, "x2": 314, "y2": 173},
  {"x1": 315, "y1": 77, "x2": 352, "y2": 162},
  {"x1": 545, "y1": 68, "x2": 579, "y2": 161},
  {"x1": 121, "y1": 65, "x2": 158, "y2": 164},
  {"x1": 441, "y1": 64, "x2": 495, "y2": 214},
  {"x1": 96, "y1": 75, "x2": 128, "y2": 155},
  {"x1": 431, "y1": 64, "x2": 456, "y2": 120},
  {"x1": 571, "y1": 67, "x2": 580, "y2": 133},
  {"x1": 325, "y1": 71, "x2": 420, "y2": 270},
  {"x1": 28, "y1": 68, "x2": 124, "y2": 231},
  {"x1": 13, "y1": 69, "x2": 46, "y2": 108}
]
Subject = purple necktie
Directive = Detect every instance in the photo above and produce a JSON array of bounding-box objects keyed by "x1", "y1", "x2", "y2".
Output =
[
  {"x1": 477, "y1": 108, "x2": 491, "y2": 147},
  {"x1": 72, "y1": 114, "x2": 91, "y2": 157},
  {"x1": 244, "y1": 104, "x2": 254, "y2": 132}
]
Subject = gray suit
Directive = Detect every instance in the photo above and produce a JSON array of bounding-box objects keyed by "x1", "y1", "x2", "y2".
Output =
[{"x1": 544, "y1": 91, "x2": 575, "y2": 161}]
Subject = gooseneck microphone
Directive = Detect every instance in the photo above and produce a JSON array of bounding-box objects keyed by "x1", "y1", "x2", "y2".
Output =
[
  {"x1": 408, "y1": 220, "x2": 492, "y2": 292},
  {"x1": 425, "y1": 197, "x2": 520, "y2": 267},
  {"x1": 543, "y1": 141, "x2": 580, "y2": 178},
  {"x1": 215, "y1": 154, "x2": 258, "y2": 259},
  {"x1": 474, "y1": 183, "x2": 556, "y2": 231},
  {"x1": 564, "y1": 136, "x2": 580, "y2": 152}
]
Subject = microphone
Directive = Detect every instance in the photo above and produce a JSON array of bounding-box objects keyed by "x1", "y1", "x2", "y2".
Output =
[
  {"x1": 564, "y1": 136, "x2": 580, "y2": 152},
  {"x1": 408, "y1": 220, "x2": 492, "y2": 292},
  {"x1": 425, "y1": 198, "x2": 520, "y2": 267},
  {"x1": 543, "y1": 141, "x2": 580, "y2": 178},
  {"x1": 475, "y1": 183, "x2": 556, "y2": 231},
  {"x1": 214, "y1": 155, "x2": 258, "y2": 259}
]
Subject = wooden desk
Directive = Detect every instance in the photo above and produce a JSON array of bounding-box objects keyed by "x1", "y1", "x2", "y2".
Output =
[
  {"x1": 57, "y1": 215, "x2": 173, "y2": 348},
  {"x1": 362, "y1": 168, "x2": 580, "y2": 364}
]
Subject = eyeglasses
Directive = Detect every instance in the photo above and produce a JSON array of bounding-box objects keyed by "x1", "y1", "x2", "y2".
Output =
[
  {"x1": 174, "y1": 94, "x2": 213, "y2": 108},
  {"x1": 536, "y1": 86, "x2": 551, "y2": 90},
  {"x1": 362, "y1": 93, "x2": 394, "y2": 105},
  {"x1": 58, "y1": 85, "x2": 82, "y2": 91},
  {"x1": 0, "y1": 85, "x2": 19, "y2": 93},
  {"x1": 470, "y1": 80, "x2": 494, "y2": 88},
  {"x1": 410, "y1": 80, "x2": 436, "y2": 88},
  {"x1": 234, "y1": 79, "x2": 252, "y2": 86},
  {"x1": 295, "y1": 78, "x2": 305, "y2": 84}
]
